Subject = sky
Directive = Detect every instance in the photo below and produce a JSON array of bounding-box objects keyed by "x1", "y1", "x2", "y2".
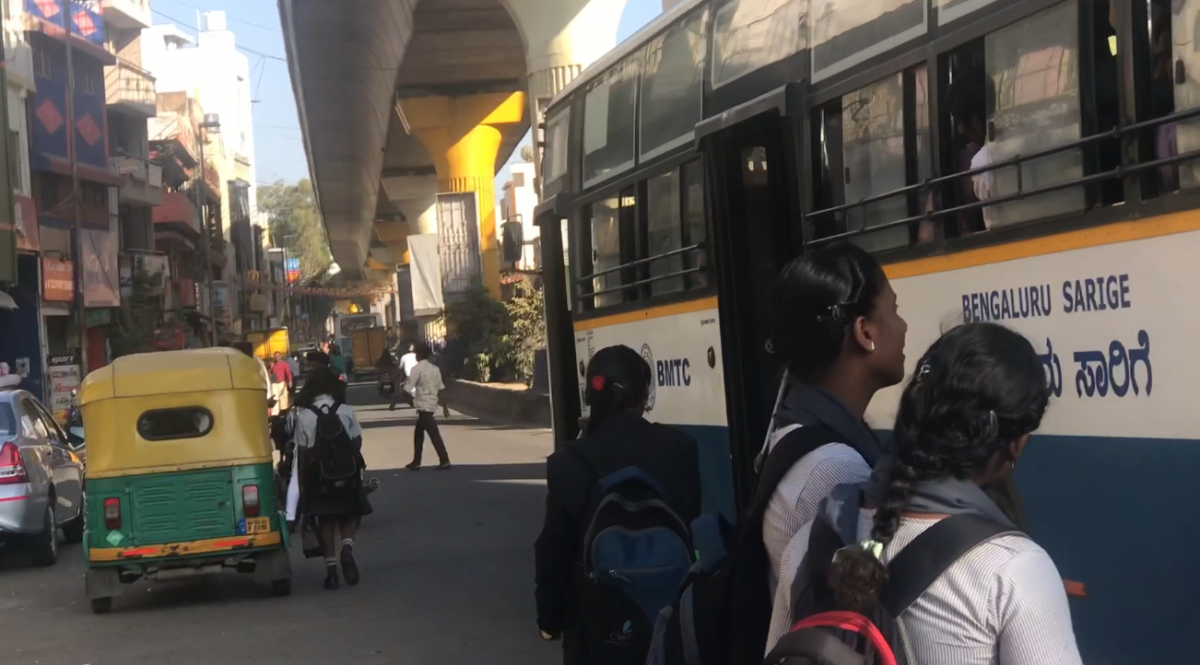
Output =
[{"x1": 147, "y1": 0, "x2": 664, "y2": 191}]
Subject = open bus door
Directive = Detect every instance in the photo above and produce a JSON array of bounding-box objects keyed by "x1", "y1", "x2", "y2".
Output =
[
  {"x1": 534, "y1": 195, "x2": 581, "y2": 449},
  {"x1": 696, "y1": 83, "x2": 806, "y2": 512}
]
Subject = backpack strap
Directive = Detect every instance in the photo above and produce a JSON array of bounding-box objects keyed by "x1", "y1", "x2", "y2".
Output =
[
  {"x1": 880, "y1": 514, "x2": 1023, "y2": 616},
  {"x1": 749, "y1": 424, "x2": 841, "y2": 521}
]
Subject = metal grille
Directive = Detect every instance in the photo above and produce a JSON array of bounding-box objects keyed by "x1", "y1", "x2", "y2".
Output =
[{"x1": 436, "y1": 192, "x2": 482, "y2": 300}]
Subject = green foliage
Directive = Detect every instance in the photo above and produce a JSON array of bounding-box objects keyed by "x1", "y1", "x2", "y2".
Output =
[
  {"x1": 257, "y1": 179, "x2": 332, "y2": 279},
  {"x1": 107, "y1": 271, "x2": 160, "y2": 358},
  {"x1": 441, "y1": 277, "x2": 546, "y2": 385}
]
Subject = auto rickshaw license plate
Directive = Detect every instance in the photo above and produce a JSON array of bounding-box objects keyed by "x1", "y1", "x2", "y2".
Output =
[{"x1": 243, "y1": 517, "x2": 270, "y2": 535}]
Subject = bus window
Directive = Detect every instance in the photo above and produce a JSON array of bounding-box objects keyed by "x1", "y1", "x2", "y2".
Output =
[
  {"x1": 588, "y1": 197, "x2": 624, "y2": 308},
  {"x1": 981, "y1": 0, "x2": 1084, "y2": 228},
  {"x1": 640, "y1": 7, "x2": 707, "y2": 161},
  {"x1": 682, "y1": 160, "x2": 708, "y2": 289},
  {"x1": 711, "y1": 0, "x2": 807, "y2": 89},
  {"x1": 943, "y1": 41, "x2": 989, "y2": 238},
  {"x1": 583, "y1": 57, "x2": 639, "y2": 187},
  {"x1": 1145, "y1": 0, "x2": 1177, "y2": 193},
  {"x1": 647, "y1": 171, "x2": 685, "y2": 296},
  {"x1": 812, "y1": 0, "x2": 926, "y2": 81},
  {"x1": 544, "y1": 107, "x2": 571, "y2": 185},
  {"x1": 561, "y1": 218, "x2": 572, "y2": 311},
  {"x1": 841, "y1": 72, "x2": 908, "y2": 253}
]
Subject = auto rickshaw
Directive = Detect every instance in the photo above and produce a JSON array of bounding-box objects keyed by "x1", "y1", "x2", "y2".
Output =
[{"x1": 78, "y1": 348, "x2": 291, "y2": 614}]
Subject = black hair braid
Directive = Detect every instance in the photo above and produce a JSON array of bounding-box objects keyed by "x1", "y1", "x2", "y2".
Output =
[
  {"x1": 826, "y1": 322, "x2": 1050, "y2": 616},
  {"x1": 582, "y1": 346, "x2": 652, "y2": 437}
]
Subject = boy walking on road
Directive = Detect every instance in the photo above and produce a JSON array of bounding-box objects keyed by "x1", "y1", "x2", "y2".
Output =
[{"x1": 404, "y1": 343, "x2": 451, "y2": 471}]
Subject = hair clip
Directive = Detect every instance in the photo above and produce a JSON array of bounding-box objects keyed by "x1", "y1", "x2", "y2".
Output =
[
  {"x1": 591, "y1": 375, "x2": 606, "y2": 391},
  {"x1": 832, "y1": 539, "x2": 885, "y2": 564},
  {"x1": 816, "y1": 302, "x2": 850, "y2": 327},
  {"x1": 915, "y1": 362, "x2": 932, "y2": 382}
]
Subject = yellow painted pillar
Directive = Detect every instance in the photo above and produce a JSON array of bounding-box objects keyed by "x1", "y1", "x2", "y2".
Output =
[{"x1": 400, "y1": 92, "x2": 525, "y2": 299}]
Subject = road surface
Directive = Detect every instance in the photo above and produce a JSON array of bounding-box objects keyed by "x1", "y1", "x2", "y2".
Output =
[{"x1": 1, "y1": 383, "x2": 562, "y2": 665}]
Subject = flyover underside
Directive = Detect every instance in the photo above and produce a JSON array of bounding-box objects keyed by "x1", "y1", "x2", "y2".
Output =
[{"x1": 282, "y1": 0, "x2": 529, "y2": 280}]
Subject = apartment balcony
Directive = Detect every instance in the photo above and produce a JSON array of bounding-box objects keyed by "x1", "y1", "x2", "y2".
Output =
[
  {"x1": 105, "y1": 59, "x2": 156, "y2": 117},
  {"x1": 111, "y1": 155, "x2": 163, "y2": 207},
  {"x1": 100, "y1": 0, "x2": 151, "y2": 31},
  {"x1": 153, "y1": 191, "x2": 201, "y2": 237}
]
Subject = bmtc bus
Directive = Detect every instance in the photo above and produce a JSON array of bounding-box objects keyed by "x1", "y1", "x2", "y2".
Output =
[{"x1": 533, "y1": 0, "x2": 1199, "y2": 660}]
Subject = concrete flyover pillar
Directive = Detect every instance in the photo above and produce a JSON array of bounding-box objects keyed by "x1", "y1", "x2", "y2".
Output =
[
  {"x1": 501, "y1": 0, "x2": 629, "y2": 187},
  {"x1": 399, "y1": 92, "x2": 526, "y2": 300}
]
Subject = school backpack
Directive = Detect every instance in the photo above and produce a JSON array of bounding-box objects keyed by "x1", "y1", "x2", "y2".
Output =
[
  {"x1": 576, "y1": 464, "x2": 695, "y2": 665},
  {"x1": 764, "y1": 505, "x2": 1023, "y2": 665},
  {"x1": 647, "y1": 424, "x2": 844, "y2": 665},
  {"x1": 307, "y1": 402, "x2": 359, "y2": 491}
]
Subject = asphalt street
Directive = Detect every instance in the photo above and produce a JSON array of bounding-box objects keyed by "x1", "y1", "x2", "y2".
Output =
[{"x1": 1, "y1": 382, "x2": 562, "y2": 665}]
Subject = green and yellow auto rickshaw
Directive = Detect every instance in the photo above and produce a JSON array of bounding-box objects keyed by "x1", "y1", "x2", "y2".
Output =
[{"x1": 78, "y1": 348, "x2": 291, "y2": 614}]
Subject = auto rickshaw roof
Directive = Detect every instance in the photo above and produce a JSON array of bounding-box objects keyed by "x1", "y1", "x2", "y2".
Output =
[{"x1": 79, "y1": 348, "x2": 267, "y2": 403}]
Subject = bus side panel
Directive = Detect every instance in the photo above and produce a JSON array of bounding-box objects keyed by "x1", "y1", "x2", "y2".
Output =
[
  {"x1": 573, "y1": 302, "x2": 733, "y2": 520},
  {"x1": 869, "y1": 228, "x2": 1200, "y2": 663}
]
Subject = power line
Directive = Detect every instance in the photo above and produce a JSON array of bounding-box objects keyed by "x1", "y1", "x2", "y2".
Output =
[
  {"x1": 159, "y1": 0, "x2": 281, "y2": 32},
  {"x1": 152, "y1": 9, "x2": 287, "y2": 61}
]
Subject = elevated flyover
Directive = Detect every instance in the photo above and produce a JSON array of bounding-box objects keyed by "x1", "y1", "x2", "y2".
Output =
[{"x1": 279, "y1": 0, "x2": 629, "y2": 295}]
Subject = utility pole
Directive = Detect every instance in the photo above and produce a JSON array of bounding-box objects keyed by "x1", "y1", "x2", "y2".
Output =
[
  {"x1": 194, "y1": 114, "x2": 220, "y2": 345},
  {"x1": 63, "y1": 7, "x2": 88, "y2": 373}
]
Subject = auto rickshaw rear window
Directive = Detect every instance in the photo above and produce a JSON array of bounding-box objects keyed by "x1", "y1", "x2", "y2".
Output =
[{"x1": 137, "y1": 407, "x2": 214, "y2": 441}]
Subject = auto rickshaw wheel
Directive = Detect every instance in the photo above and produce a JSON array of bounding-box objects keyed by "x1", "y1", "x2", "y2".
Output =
[
  {"x1": 271, "y1": 578, "x2": 292, "y2": 597},
  {"x1": 89, "y1": 597, "x2": 113, "y2": 614},
  {"x1": 28, "y1": 505, "x2": 58, "y2": 567}
]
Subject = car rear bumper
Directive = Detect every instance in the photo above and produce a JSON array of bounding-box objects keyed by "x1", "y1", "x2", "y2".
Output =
[{"x1": 0, "y1": 485, "x2": 49, "y2": 535}]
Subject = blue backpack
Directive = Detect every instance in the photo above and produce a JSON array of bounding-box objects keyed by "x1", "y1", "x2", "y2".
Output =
[{"x1": 576, "y1": 466, "x2": 695, "y2": 665}]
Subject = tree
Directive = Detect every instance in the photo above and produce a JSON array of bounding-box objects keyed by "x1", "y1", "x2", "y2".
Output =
[{"x1": 257, "y1": 179, "x2": 332, "y2": 278}]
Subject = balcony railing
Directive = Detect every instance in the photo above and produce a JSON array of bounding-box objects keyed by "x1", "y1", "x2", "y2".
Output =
[
  {"x1": 100, "y1": 0, "x2": 151, "y2": 31},
  {"x1": 105, "y1": 59, "x2": 156, "y2": 116},
  {"x1": 111, "y1": 155, "x2": 163, "y2": 206}
]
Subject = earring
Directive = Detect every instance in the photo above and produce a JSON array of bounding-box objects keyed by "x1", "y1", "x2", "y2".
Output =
[{"x1": 869, "y1": 341, "x2": 876, "y2": 352}]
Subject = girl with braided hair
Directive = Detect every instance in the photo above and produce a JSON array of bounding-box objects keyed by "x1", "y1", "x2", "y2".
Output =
[{"x1": 770, "y1": 323, "x2": 1081, "y2": 664}]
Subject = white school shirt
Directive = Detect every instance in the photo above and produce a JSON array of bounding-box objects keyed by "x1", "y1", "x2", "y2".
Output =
[
  {"x1": 399, "y1": 352, "x2": 418, "y2": 377},
  {"x1": 766, "y1": 510, "x2": 1083, "y2": 665},
  {"x1": 293, "y1": 395, "x2": 363, "y2": 450},
  {"x1": 404, "y1": 360, "x2": 444, "y2": 413}
]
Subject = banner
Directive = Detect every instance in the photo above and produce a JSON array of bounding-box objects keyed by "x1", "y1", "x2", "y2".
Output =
[
  {"x1": 285, "y1": 257, "x2": 300, "y2": 284},
  {"x1": 46, "y1": 352, "x2": 81, "y2": 423},
  {"x1": 42, "y1": 258, "x2": 74, "y2": 302},
  {"x1": 82, "y1": 227, "x2": 120, "y2": 307}
]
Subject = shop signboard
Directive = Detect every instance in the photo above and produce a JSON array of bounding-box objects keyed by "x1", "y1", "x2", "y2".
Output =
[
  {"x1": 42, "y1": 258, "x2": 75, "y2": 301},
  {"x1": 46, "y1": 352, "x2": 81, "y2": 423}
]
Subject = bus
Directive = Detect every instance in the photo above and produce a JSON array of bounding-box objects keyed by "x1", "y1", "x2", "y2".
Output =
[{"x1": 533, "y1": 0, "x2": 1198, "y2": 661}]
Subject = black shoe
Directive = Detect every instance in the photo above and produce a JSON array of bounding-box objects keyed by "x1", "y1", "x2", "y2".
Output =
[
  {"x1": 324, "y1": 568, "x2": 340, "y2": 590},
  {"x1": 341, "y1": 545, "x2": 360, "y2": 586},
  {"x1": 405, "y1": 462, "x2": 421, "y2": 471},
  {"x1": 435, "y1": 462, "x2": 452, "y2": 471},
  {"x1": 388, "y1": 403, "x2": 395, "y2": 411}
]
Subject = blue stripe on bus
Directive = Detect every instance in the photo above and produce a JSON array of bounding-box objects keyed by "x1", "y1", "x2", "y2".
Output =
[
  {"x1": 670, "y1": 424, "x2": 735, "y2": 523},
  {"x1": 1014, "y1": 433, "x2": 1199, "y2": 665}
]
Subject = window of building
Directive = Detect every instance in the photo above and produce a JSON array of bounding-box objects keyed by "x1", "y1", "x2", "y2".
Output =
[
  {"x1": 513, "y1": 171, "x2": 525, "y2": 188},
  {"x1": 38, "y1": 176, "x2": 60, "y2": 209},
  {"x1": 640, "y1": 8, "x2": 707, "y2": 160},
  {"x1": 33, "y1": 44, "x2": 51, "y2": 79},
  {"x1": 137, "y1": 407, "x2": 214, "y2": 441},
  {"x1": 583, "y1": 57, "x2": 638, "y2": 187}
]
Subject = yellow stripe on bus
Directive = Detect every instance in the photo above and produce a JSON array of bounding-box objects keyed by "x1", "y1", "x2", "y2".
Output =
[
  {"x1": 884, "y1": 209, "x2": 1200, "y2": 279},
  {"x1": 573, "y1": 296, "x2": 718, "y2": 331}
]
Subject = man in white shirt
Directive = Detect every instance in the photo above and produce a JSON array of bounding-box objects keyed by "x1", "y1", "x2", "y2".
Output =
[{"x1": 404, "y1": 343, "x2": 450, "y2": 471}]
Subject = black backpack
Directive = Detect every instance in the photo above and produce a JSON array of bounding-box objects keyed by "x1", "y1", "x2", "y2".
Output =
[
  {"x1": 765, "y1": 509, "x2": 1022, "y2": 665},
  {"x1": 307, "y1": 402, "x2": 358, "y2": 491},
  {"x1": 647, "y1": 425, "x2": 843, "y2": 665},
  {"x1": 575, "y1": 464, "x2": 695, "y2": 665}
]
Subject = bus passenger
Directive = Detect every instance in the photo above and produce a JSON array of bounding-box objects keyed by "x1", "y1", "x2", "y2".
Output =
[
  {"x1": 534, "y1": 345, "x2": 702, "y2": 665},
  {"x1": 753, "y1": 243, "x2": 907, "y2": 655},
  {"x1": 773, "y1": 323, "x2": 1081, "y2": 664}
]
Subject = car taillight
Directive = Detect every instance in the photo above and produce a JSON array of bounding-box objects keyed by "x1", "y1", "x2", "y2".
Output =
[
  {"x1": 0, "y1": 441, "x2": 28, "y2": 485},
  {"x1": 242, "y1": 485, "x2": 259, "y2": 517},
  {"x1": 103, "y1": 498, "x2": 121, "y2": 530}
]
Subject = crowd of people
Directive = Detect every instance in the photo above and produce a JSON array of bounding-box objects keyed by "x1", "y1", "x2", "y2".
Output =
[{"x1": 533, "y1": 242, "x2": 1082, "y2": 665}]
